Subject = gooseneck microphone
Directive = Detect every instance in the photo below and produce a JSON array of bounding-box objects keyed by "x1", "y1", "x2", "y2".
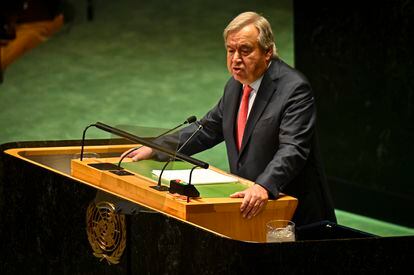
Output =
[
  {"x1": 117, "y1": 145, "x2": 143, "y2": 168},
  {"x1": 116, "y1": 115, "x2": 197, "y2": 168},
  {"x1": 154, "y1": 115, "x2": 196, "y2": 139},
  {"x1": 93, "y1": 122, "x2": 208, "y2": 168},
  {"x1": 177, "y1": 123, "x2": 203, "y2": 152},
  {"x1": 79, "y1": 120, "x2": 209, "y2": 175},
  {"x1": 153, "y1": 121, "x2": 204, "y2": 191},
  {"x1": 80, "y1": 124, "x2": 95, "y2": 161}
]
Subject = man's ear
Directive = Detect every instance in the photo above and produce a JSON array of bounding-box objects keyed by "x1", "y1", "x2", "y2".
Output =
[{"x1": 265, "y1": 47, "x2": 273, "y2": 61}]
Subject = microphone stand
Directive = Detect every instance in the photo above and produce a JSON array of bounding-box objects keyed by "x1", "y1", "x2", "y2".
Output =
[
  {"x1": 187, "y1": 165, "x2": 200, "y2": 202},
  {"x1": 80, "y1": 124, "x2": 95, "y2": 161},
  {"x1": 152, "y1": 123, "x2": 204, "y2": 193},
  {"x1": 117, "y1": 145, "x2": 143, "y2": 168},
  {"x1": 152, "y1": 160, "x2": 172, "y2": 191}
]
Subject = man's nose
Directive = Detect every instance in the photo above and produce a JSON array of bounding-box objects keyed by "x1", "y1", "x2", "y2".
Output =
[{"x1": 232, "y1": 51, "x2": 242, "y2": 62}]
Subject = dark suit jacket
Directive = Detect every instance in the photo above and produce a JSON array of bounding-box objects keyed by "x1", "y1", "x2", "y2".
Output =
[{"x1": 177, "y1": 59, "x2": 336, "y2": 226}]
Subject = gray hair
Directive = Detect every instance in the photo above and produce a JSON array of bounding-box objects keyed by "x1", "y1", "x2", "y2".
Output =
[{"x1": 223, "y1": 11, "x2": 278, "y2": 58}]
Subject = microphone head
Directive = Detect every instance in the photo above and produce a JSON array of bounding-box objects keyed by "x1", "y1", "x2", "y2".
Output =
[{"x1": 185, "y1": 116, "x2": 197, "y2": 124}]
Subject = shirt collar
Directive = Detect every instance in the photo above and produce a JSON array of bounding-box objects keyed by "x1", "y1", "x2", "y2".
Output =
[
  {"x1": 243, "y1": 61, "x2": 272, "y2": 92},
  {"x1": 247, "y1": 76, "x2": 263, "y2": 93}
]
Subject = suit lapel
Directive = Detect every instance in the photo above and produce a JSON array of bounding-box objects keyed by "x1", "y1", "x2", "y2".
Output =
[
  {"x1": 223, "y1": 80, "x2": 243, "y2": 156},
  {"x1": 238, "y1": 62, "x2": 279, "y2": 156}
]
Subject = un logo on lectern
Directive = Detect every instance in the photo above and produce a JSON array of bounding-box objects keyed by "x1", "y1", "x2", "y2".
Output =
[{"x1": 86, "y1": 201, "x2": 126, "y2": 265}]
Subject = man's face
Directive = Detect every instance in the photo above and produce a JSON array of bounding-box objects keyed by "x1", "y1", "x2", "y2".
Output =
[{"x1": 226, "y1": 24, "x2": 272, "y2": 85}]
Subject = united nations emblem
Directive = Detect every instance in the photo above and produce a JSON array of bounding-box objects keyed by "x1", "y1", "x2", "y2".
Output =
[{"x1": 86, "y1": 201, "x2": 126, "y2": 265}]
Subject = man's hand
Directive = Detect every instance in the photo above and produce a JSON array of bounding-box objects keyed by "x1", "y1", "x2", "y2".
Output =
[
  {"x1": 120, "y1": 146, "x2": 154, "y2": 161},
  {"x1": 230, "y1": 184, "x2": 269, "y2": 219}
]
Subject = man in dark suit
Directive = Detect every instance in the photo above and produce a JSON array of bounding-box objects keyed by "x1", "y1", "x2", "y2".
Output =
[{"x1": 126, "y1": 11, "x2": 336, "y2": 226}]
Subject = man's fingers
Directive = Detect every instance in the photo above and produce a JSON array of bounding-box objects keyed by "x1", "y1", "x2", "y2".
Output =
[
  {"x1": 120, "y1": 150, "x2": 133, "y2": 159},
  {"x1": 230, "y1": 185, "x2": 269, "y2": 219},
  {"x1": 243, "y1": 196, "x2": 261, "y2": 218},
  {"x1": 248, "y1": 200, "x2": 265, "y2": 219},
  {"x1": 131, "y1": 147, "x2": 150, "y2": 161},
  {"x1": 246, "y1": 201, "x2": 260, "y2": 219},
  {"x1": 132, "y1": 152, "x2": 143, "y2": 162},
  {"x1": 230, "y1": 191, "x2": 245, "y2": 198},
  {"x1": 240, "y1": 193, "x2": 253, "y2": 216}
]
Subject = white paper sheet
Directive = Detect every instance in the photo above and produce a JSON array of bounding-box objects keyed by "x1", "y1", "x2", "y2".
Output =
[{"x1": 152, "y1": 169, "x2": 237, "y2": 185}]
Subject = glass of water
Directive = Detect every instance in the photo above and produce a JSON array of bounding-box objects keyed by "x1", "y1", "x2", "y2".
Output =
[{"x1": 266, "y1": 220, "x2": 296, "y2": 243}]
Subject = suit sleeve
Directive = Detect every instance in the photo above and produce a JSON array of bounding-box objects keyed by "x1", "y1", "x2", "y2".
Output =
[
  {"x1": 151, "y1": 79, "x2": 234, "y2": 160},
  {"x1": 255, "y1": 82, "x2": 316, "y2": 197},
  {"x1": 174, "y1": 95, "x2": 226, "y2": 156}
]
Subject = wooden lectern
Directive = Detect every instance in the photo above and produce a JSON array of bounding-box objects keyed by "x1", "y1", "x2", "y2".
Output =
[{"x1": 6, "y1": 144, "x2": 297, "y2": 242}]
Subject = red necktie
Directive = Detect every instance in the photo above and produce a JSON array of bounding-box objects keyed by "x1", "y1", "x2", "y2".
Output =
[{"x1": 236, "y1": 85, "x2": 253, "y2": 150}]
